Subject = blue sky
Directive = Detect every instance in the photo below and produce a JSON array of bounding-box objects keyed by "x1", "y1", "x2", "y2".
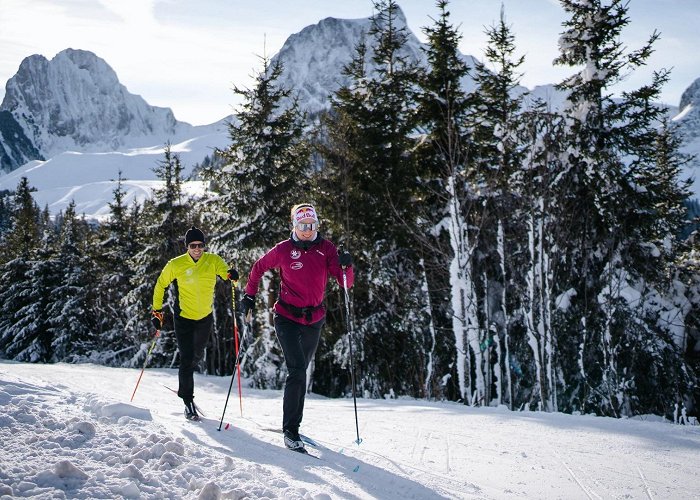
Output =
[{"x1": 1, "y1": 0, "x2": 698, "y2": 125}]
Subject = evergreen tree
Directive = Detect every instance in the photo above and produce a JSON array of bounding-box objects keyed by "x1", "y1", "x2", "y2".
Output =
[
  {"x1": 317, "y1": 0, "x2": 428, "y2": 397},
  {"x1": 1, "y1": 177, "x2": 41, "y2": 262},
  {"x1": 516, "y1": 105, "x2": 570, "y2": 411},
  {"x1": 204, "y1": 54, "x2": 312, "y2": 386},
  {"x1": 47, "y1": 201, "x2": 97, "y2": 361},
  {"x1": 413, "y1": 0, "x2": 474, "y2": 401},
  {"x1": 361, "y1": 1, "x2": 425, "y2": 398},
  {"x1": 92, "y1": 172, "x2": 141, "y2": 364},
  {"x1": 207, "y1": 55, "x2": 311, "y2": 257},
  {"x1": 0, "y1": 225, "x2": 57, "y2": 362},
  {"x1": 676, "y1": 228, "x2": 700, "y2": 410},
  {"x1": 123, "y1": 144, "x2": 194, "y2": 368},
  {"x1": 554, "y1": 0, "x2": 693, "y2": 415},
  {"x1": 469, "y1": 7, "x2": 530, "y2": 408},
  {"x1": 0, "y1": 177, "x2": 50, "y2": 361},
  {"x1": 313, "y1": 40, "x2": 370, "y2": 395}
]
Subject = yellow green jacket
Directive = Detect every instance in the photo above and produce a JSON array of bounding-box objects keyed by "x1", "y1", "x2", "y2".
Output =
[{"x1": 152, "y1": 252, "x2": 229, "y2": 320}]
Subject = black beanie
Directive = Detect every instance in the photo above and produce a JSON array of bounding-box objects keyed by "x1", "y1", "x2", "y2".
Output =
[{"x1": 185, "y1": 226, "x2": 205, "y2": 245}]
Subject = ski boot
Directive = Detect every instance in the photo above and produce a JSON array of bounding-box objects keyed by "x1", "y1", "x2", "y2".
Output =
[
  {"x1": 283, "y1": 429, "x2": 306, "y2": 453},
  {"x1": 184, "y1": 400, "x2": 200, "y2": 421}
]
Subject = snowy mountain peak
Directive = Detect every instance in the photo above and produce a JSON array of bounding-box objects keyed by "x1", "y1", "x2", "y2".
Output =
[
  {"x1": 271, "y1": 8, "x2": 426, "y2": 115},
  {"x1": 673, "y1": 77, "x2": 700, "y2": 147},
  {"x1": 0, "y1": 48, "x2": 193, "y2": 158},
  {"x1": 679, "y1": 77, "x2": 700, "y2": 112}
]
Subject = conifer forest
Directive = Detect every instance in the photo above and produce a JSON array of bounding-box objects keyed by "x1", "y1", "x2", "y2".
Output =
[{"x1": 1, "y1": 0, "x2": 699, "y2": 419}]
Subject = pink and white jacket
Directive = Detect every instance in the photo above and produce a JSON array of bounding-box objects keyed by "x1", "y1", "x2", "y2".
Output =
[{"x1": 244, "y1": 235, "x2": 354, "y2": 325}]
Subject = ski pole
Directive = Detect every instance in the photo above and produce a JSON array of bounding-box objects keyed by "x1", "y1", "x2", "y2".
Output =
[
  {"x1": 342, "y1": 269, "x2": 362, "y2": 444},
  {"x1": 130, "y1": 328, "x2": 161, "y2": 402},
  {"x1": 218, "y1": 280, "x2": 244, "y2": 430},
  {"x1": 218, "y1": 325, "x2": 246, "y2": 430},
  {"x1": 233, "y1": 281, "x2": 243, "y2": 416}
]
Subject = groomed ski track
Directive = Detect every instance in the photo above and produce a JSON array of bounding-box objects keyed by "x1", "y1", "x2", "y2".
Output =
[{"x1": 2, "y1": 361, "x2": 699, "y2": 499}]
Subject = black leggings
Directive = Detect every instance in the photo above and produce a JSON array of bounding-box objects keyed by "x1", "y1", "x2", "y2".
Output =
[
  {"x1": 174, "y1": 314, "x2": 212, "y2": 403},
  {"x1": 274, "y1": 315, "x2": 324, "y2": 433}
]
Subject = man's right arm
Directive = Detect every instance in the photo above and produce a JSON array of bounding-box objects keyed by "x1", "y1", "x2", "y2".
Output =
[{"x1": 152, "y1": 260, "x2": 174, "y2": 310}]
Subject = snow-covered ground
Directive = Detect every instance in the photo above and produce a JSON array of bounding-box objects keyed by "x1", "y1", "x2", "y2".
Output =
[
  {"x1": 0, "y1": 128, "x2": 228, "y2": 221},
  {"x1": 1, "y1": 361, "x2": 698, "y2": 499}
]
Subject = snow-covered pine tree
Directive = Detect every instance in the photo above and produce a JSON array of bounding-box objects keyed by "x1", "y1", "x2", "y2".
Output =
[
  {"x1": 654, "y1": 122, "x2": 698, "y2": 414},
  {"x1": 469, "y1": 7, "x2": 529, "y2": 408},
  {"x1": 512, "y1": 104, "x2": 571, "y2": 412},
  {"x1": 413, "y1": 0, "x2": 475, "y2": 402},
  {"x1": 205, "y1": 54, "x2": 311, "y2": 388},
  {"x1": 676, "y1": 227, "x2": 700, "y2": 411},
  {"x1": 603, "y1": 94, "x2": 695, "y2": 416},
  {"x1": 47, "y1": 201, "x2": 97, "y2": 361},
  {"x1": 313, "y1": 37, "x2": 371, "y2": 397},
  {"x1": 91, "y1": 172, "x2": 140, "y2": 365},
  {"x1": 1, "y1": 177, "x2": 41, "y2": 261},
  {"x1": 207, "y1": 55, "x2": 310, "y2": 257},
  {"x1": 554, "y1": 0, "x2": 693, "y2": 415},
  {"x1": 0, "y1": 177, "x2": 53, "y2": 361},
  {"x1": 123, "y1": 144, "x2": 194, "y2": 369},
  {"x1": 318, "y1": 0, "x2": 428, "y2": 398}
]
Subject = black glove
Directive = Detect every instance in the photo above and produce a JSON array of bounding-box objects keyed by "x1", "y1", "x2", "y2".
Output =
[
  {"x1": 227, "y1": 268, "x2": 239, "y2": 281},
  {"x1": 151, "y1": 310, "x2": 164, "y2": 331},
  {"x1": 241, "y1": 294, "x2": 256, "y2": 316},
  {"x1": 339, "y1": 251, "x2": 353, "y2": 268}
]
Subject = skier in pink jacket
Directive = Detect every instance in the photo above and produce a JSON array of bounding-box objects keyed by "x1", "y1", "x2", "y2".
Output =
[{"x1": 242, "y1": 203, "x2": 354, "y2": 452}]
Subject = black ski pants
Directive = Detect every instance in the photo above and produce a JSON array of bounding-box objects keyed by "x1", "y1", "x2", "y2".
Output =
[
  {"x1": 174, "y1": 313, "x2": 212, "y2": 404},
  {"x1": 274, "y1": 314, "x2": 324, "y2": 434}
]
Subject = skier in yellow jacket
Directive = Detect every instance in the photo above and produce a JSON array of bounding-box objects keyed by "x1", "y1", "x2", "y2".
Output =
[{"x1": 152, "y1": 226, "x2": 238, "y2": 420}]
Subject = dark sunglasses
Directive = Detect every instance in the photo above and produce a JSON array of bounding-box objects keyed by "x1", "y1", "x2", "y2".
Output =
[{"x1": 188, "y1": 243, "x2": 205, "y2": 249}]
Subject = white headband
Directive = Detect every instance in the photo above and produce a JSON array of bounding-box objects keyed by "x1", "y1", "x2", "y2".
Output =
[{"x1": 293, "y1": 205, "x2": 318, "y2": 226}]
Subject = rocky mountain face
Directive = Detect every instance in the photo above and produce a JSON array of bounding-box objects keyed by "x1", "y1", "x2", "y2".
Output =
[
  {"x1": 0, "y1": 110, "x2": 42, "y2": 172},
  {"x1": 679, "y1": 78, "x2": 700, "y2": 112},
  {"x1": 0, "y1": 48, "x2": 193, "y2": 172},
  {"x1": 675, "y1": 77, "x2": 700, "y2": 141},
  {"x1": 271, "y1": 6, "x2": 478, "y2": 115}
]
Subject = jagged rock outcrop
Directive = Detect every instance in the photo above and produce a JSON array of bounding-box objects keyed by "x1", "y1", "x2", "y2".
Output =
[
  {"x1": 271, "y1": 6, "x2": 478, "y2": 115},
  {"x1": 0, "y1": 110, "x2": 43, "y2": 172},
  {"x1": 0, "y1": 48, "x2": 193, "y2": 165},
  {"x1": 675, "y1": 77, "x2": 700, "y2": 142}
]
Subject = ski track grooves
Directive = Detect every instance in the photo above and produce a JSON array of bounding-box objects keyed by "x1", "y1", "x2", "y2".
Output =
[
  {"x1": 410, "y1": 427, "x2": 421, "y2": 461},
  {"x1": 419, "y1": 431, "x2": 431, "y2": 464},
  {"x1": 637, "y1": 466, "x2": 654, "y2": 500},
  {"x1": 553, "y1": 449, "x2": 601, "y2": 500},
  {"x1": 444, "y1": 432, "x2": 451, "y2": 473},
  {"x1": 236, "y1": 418, "x2": 481, "y2": 499},
  {"x1": 322, "y1": 433, "x2": 482, "y2": 498}
]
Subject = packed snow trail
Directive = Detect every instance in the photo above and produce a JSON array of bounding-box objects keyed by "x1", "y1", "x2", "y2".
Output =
[{"x1": 1, "y1": 361, "x2": 699, "y2": 499}]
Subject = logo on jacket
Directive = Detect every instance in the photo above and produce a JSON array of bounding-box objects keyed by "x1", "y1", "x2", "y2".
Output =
[
  {"x1": 290, "y1": 262, "x2": 303, "y2": 270},
  {"x1": 290, "y1": 249, "x2": 301, "y2": 259}
]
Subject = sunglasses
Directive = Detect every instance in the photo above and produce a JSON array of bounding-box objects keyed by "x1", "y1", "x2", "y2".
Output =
[
  {"x1": 188, "y1": 243, "x2": 205, "y2": 249},
  {"x1": 296, "y1": 222, "x2": 318, "y2": 231}
]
